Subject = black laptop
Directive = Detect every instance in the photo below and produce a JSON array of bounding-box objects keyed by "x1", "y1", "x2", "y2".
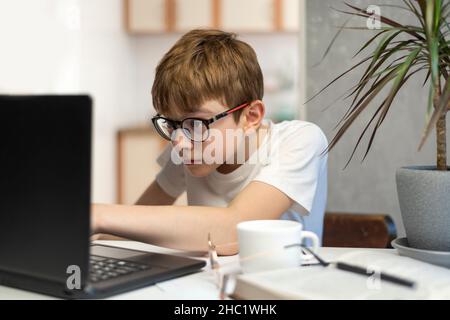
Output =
[{"x1": 0, "y1": 95, "x2": 205, "y2": 299}]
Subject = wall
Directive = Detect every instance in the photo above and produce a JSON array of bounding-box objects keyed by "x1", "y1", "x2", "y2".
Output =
[
  {"x1": 0, "y1": 0, "x2": 138, "y2": 203},
  {"x1": 304, "y1": 0, "x2": 450, "y2": 236}
]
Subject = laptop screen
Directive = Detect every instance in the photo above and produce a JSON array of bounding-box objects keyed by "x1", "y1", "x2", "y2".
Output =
[{"x1": 0, "y1": 95, "x2": 91, "y2": 286}]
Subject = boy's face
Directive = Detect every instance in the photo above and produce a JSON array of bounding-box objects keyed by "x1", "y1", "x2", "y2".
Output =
[{"x1": 170, "y1": 100, "x2": 249, "y2": 177}]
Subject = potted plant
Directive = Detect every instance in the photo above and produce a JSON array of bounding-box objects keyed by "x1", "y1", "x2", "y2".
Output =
[{"x1": 311, "y1": 0, "x2": 449, "y2": 251}]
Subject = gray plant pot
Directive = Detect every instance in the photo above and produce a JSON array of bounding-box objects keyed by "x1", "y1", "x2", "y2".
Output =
[{"x1": 396, "y1": 166, "x2": 450, "y2": 251}]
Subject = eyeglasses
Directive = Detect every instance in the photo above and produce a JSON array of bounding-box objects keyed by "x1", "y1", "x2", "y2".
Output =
[{"x1": 151, "y1": 102, "x2": 250, "y2": 142}]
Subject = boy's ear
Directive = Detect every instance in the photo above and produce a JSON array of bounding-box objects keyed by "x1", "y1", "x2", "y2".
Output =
[{"x1": 242, "y1": 100, "x2": 265, "y2": 131}]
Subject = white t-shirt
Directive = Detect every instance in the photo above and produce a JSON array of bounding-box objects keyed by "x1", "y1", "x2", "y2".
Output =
[{"x1": 155, "y1": 119, "x2": 328, "y2": 241}]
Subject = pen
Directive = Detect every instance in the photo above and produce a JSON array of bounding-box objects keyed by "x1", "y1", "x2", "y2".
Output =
[
  {"x1": 290, "y1": 244, "x2": 417, "y2": 289},
  {"x1": 336, "y1": 262, "x2": 416, "y2": 289}
]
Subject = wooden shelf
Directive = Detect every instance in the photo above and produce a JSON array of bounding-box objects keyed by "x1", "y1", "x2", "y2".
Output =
[
  {"x1": 116, "y1": 126, "x2": 167, "y2": 204},
  {"x1": 125, "y1": 0, "x2": 299, "y2": 34}
]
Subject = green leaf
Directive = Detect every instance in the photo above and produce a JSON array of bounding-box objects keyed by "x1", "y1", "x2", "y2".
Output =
[
  {"x1": 353, "y1": 29, "x2": 389, "y2": 58},
  {"x1": 434, "y1": 0, "x2": 442, "y2": 33},
  {"x1": 362, "y1": 68, "x2": 420, "y2": 162},
  {"x1": 361, "y1": 47, "x2": 422, "y2": 160},
  {"x1": 324, "y1": 69, "x2": 398, "y2": 155},
  {"x1": 346, "y1": 40, "x2": 418, "y2": 116},
  {"x1": 340, "y1": 59, "x2": 407, "y2": 127}
]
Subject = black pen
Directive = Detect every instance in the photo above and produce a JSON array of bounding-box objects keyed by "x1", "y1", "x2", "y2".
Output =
[
  {"x1": 289, "y1": 244, "x2": 417, "y2": 289},
  {"x1": 336, "y1": 262, "x2": 417, "y2": 289}
]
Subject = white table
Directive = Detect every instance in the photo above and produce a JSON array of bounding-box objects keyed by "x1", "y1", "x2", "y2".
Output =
[{"x1": 0, "y1": 241, "x2": 395, "y2": 300}]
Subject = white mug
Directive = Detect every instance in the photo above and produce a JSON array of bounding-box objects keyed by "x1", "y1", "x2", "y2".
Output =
[{"x1": 237, "y1": 220, "x2": 320, "y2": 273}]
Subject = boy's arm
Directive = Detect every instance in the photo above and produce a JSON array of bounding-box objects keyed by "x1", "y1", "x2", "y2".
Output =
[
  {"x1": 91, "y1": 180, "x2": 176, "y2": 240},
  {"x1": 135, "y1": 180, "x2": 177, "y2": 205},
  {"x1": 92, "y1": 181, "x2": 293, "y2": 255}
]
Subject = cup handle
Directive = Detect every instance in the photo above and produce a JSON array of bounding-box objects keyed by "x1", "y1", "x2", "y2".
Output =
[{"x1": 300, "y1": 231, "x2": 319, "y2": 261}]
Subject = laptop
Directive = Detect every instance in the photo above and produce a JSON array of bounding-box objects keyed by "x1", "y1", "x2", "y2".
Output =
[{"x1": 0, "y1": 95, "x2": 206, "y2": 299}]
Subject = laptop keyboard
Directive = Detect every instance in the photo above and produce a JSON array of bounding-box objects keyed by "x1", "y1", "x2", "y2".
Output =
[{"x1": 89, "y1": 255, "x2": 151, "y2": 283}]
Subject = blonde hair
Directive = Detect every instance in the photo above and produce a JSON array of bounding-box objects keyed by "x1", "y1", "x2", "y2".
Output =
[{"x1": 151, "y1": 29, "x2": 264, "y2": 121}]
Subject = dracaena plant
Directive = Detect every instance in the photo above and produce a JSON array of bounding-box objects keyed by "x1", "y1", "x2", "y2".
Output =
[{"x1": 310, "y1": 0, "x2": 450, "y2": 170}]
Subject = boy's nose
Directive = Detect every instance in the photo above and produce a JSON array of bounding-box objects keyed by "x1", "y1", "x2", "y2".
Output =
[{"x1": 171, "y1": 129, "x2": 192, "y2": 149}]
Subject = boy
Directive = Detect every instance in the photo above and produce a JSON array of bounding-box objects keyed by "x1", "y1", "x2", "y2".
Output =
[{"x1": 92, "y1": 29, "x2": 328, "y2": 256}]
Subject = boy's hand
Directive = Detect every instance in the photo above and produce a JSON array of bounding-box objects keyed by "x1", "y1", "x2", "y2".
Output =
[
  {"x1": 90, "y1": 233, "x2": 102, "y2": 241},
  {"x1": 90, "y1": 205, "x2": 129, "y2": 241},
  {"x1": 91, "y1": 204, "x2": 103, "y2": 235}
]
